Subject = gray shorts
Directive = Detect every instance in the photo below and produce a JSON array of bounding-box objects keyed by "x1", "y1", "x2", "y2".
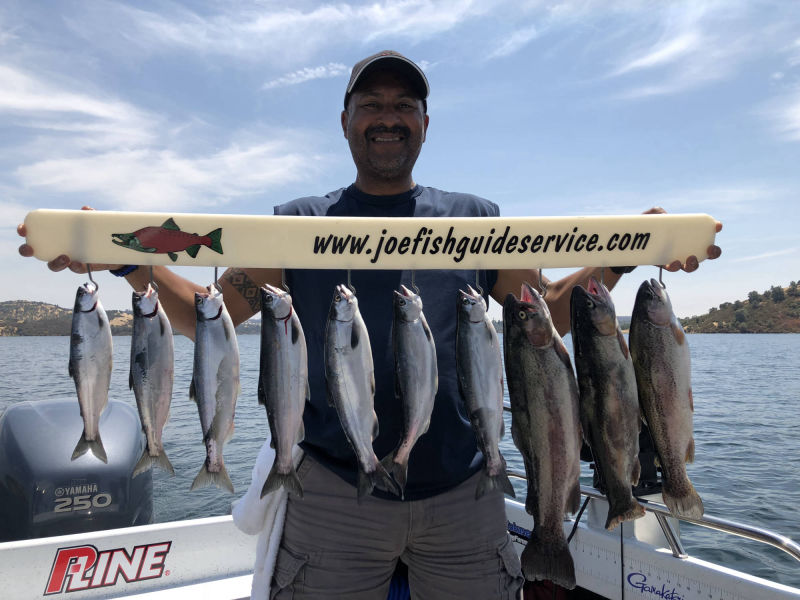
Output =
[{"x1": 270, "y1": 455, "x2": 523, "y2": 600}]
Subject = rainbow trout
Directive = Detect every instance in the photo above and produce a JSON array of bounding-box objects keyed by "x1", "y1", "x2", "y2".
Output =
[
  {"x1": 258, "y1": 284, "x2": 308, "y2": 498},
  {"x1": 131, "y1": 283, "x2": 175, "y2": 477},
  {"x1": 571, "y1": 277, "x2": 645, "y2": 530},
  {"x1": 383, "y1": 285, "x2": 437, "y2": 498},
  {"x1": 504, "y1": 283, "x2": 581, "y2": 588},
  {"x1": 325, "y1": 284, "x2": 398, "y2": 500},
  {"x1": 69, "y1": 282, "x2": 112, "y2": 463},
  {"x1": 457, "y1": 285, "x2": 514, "y2": 500},
  {"x1": 629, "y1": 279, "x2": 703, "y2": 518},
  {"x1": 190, "y1": 284, "x2": 239, "y2": 493}
]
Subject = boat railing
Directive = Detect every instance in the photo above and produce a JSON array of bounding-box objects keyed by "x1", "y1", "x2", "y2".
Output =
[{"x1": 500, "y1": 405, "x2": 800, "y2": 564}]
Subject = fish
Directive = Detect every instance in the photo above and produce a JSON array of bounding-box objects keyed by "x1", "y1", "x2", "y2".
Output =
[
  {"x1": 456, "y1": 285, "x2": 515, "y2": 500},
  {"x1": 570, "y1": 277, "x2": 645, "y2": 530},
  {"x1": 381, "y1": 284, "x2": 437, "y2": 497},
  {"x1": 324, "y1": 284, "x2": 399, "y2": 500},
  {"x1": 112, "y1": 218, "x2": 223, "y2": 262},
  {"x1": 503, "y1": 283, "x2": 581, "y2": 588},
  {"x1": 130, "y1": 283, "x2": 175, "y2": 477},
  {"x1": 69, "y1": 282, "x2": 112, "y2": 463},
  {"x1": 190, "y1": 284, "x2": 239, "y2": 493},
  {"x1": 258, "y1": 284, "x2": 308, "y2": 498},
  {"x1": 629, "y1": 279, "x2": 703, "y2": 519}
]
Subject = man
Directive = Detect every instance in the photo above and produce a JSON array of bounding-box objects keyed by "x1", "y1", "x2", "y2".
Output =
[{"x1": 18, "y1": 51, "x2": 721, "y2": 599}]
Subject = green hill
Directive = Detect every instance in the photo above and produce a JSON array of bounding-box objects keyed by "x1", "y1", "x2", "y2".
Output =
[{"x1": 680, "y1": 282, "x2": 800, "y2": 333}]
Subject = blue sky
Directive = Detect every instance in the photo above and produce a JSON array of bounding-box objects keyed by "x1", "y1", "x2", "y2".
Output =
[{"x1": 2, "y1": 0, "x2": 799, "y2": 319}]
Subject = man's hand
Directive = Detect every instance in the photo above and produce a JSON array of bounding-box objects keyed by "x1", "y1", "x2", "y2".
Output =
[
  {"x1": 644, "y1": 206, "x2": 722, "y2": 273},
  {"x1": 17, "y1": 206, "x2": 125, "y2": 274}
]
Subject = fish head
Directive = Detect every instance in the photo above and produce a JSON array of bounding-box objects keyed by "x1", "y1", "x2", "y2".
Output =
[
  {"x1": 132, "y1": 283, "x2": 159, "y2": 318},
  {"x1": 503, "y1": 283, "x2": 553, "y2": 347},
  {"x1": 194, "y1": 285, "x2": 225, "y2": 321},
  {"x1": 457, "y1": 285, "x2": 487, "y2": 323},
  {"x1": 330, "y1": 284, "x2": 357, "y2": 322},
  {"x1": 570, "y1": 277, "x2": 617, "y2": 337},
  {"x1": 260, "y1": 284, "x2": 293, "y2": 320},
  {"x1": 634, "y1": 278, "x2": 673, "y2": 326},
  {"x1": 111, "y1": 232, "x2": 142, "y2": 250},
  {"x1": 393, "y1": 285, "x2": 423, "y2": 322},
  {"x1": 73, "y1": 282, "x2": 99, "y2": 313}
]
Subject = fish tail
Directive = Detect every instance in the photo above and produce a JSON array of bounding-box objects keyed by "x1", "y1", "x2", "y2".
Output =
[
  {"x1": 662, "y1": 482, "x2": 704, "y2": 519},
  {"x1": 521, "y1": 535, "x2": 576, "y2": 590},
  {"x1": 71, "y1": 431, "x2": 108, "y2": 464},
  {"x1": 604, "y1": 498, "x2": 646, "y2": 530},
  {"x1": 191, "y1": 462, "x2": 234, "y2": 494},
  {"x1": 205, "y1": 228, "x2": 223, "y2": 254},
  {"x1": 261, "y1": 464, "x2": 304, "y2": 499},
  {"x1": 133, "y1": 448, "x2": 176, "y2": 478},
  {"x1": 475, "y1": 468, "x2": 516, "y2": 500},
  {"x1": 357, "y1": 463, "x2": 400, "y2": 502},
  {"x1": 380, "y1": 451, "x2": 407, "y2": 499}
]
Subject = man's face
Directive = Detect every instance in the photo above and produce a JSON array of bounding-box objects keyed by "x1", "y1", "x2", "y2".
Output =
[{"x1": 341, "y1": 70, "x2": 429, "y2": 185}]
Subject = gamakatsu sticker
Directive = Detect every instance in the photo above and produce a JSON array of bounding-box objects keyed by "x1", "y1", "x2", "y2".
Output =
[{"x1": 44, "y1": 542, "x2": 171, "y2": 595}]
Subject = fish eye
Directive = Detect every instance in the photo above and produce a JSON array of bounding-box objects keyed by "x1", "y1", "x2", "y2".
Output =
[
  {"x1": 399, "y1": 299, "x2": 405, "y2": 306},
  {"x1": 585, "y1": 299, "x2": 594, "y2": 308},
  {"x1": 195, "y1": 297, "x2": 202, "y2": 305},
  {"x1": 518, "y1": 310, "x2": 526, "y2": 320},
  {"x1": 334, "y1": 294, "x2": 341, "y2": 302},
  {"x1": 461, "y1": 297, "x2": 470, "y2": 305}
]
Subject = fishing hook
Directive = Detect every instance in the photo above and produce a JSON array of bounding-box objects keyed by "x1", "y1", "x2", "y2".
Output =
[
  {"x1": 659, "y1": 266, "x2": 666, "y2": 289},
  {"x1": 600, "y1": 266, "x2": 605, "y2": 287},
  {"x1": 474, "y1": 271, "x2": 483, "y2": 296},
  {"x1": 86, "y1": 264, "x2": 98, "y2": 291},
  {"x1": 347, "y1": 269, "x2": 356, "y2": 294},
  {"x1": 410, "y1": 270, "x2": 420, "y2": 295},
  {"x1": 213, "y1": 266, "x2": 222, "y2": 293},
  {"x1": 281, "y1": 269, "x2": 290, "y2": 293},
  {"x1": 149, "y1": 266, "x2": 158, "y2": 293},
  {"x1": 538, "y1": 268, "x2": 548, "y2": 298}
]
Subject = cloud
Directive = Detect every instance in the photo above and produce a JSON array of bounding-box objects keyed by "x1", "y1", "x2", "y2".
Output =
[
  {"x1": 263, "y1": 62, "x2": 349, "y2": 90},
  {"x1": 761, "y1": 89, "x2": 800, "y2": 142},
  {"x1": 487, "y1": 25, "x2": 539, "y2": 59},
  {"x1": 612, "y1": 32, "x2": 701, "y2": 76},
  {"x1": 731, "y1": 247, "x2": 798, "y2": 263}
]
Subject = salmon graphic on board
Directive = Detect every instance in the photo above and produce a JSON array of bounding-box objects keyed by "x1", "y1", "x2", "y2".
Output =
[{"x1": 111, "y1": 218, "x2": 223, "y2": 262}]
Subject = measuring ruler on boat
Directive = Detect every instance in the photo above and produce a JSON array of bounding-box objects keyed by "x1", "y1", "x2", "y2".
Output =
[{"x1": 23, "y1": 209, "x2": 718, "y2": 270}]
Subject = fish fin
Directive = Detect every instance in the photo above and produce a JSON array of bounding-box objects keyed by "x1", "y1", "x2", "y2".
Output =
[
  {"x1": 97, "y1": 311, "x2": 105, "y2": 329},
  {"x1": 616, "y1": 327, "x2": 630, "y2": 360},
  {"x1": 605, "y1": 499, "x2": 646, "y2": 530},
  {"x1": 371, "y1": 415, "x2": 379, "y2": 440},
  {"x1": 380, "y1": 451, "x2": 406, "y2": 500},
  {"x1": 662, "y1": 481, "x2": 704, "y2": 519},
  {"x1": 475, "y1": 468, "x2": 516, "y2": 500},
  {"x1": 554, "y1": 336, "x2": 573, "y2": 370},
  {"x1": 191, "y1": 462, "x2": 234, "y2": 494},
  {"x1": 133, "y1": 449, "x2": 175, "y2": 477},
  {"x1": 631, "y1": 457, "x2": 642, "y2": 486},
  {"x1": 129, "y1": 369, "x2": 134, "y2": 390},
  {"x1": 160, "y1": 318, "x2": 165, "y2": 336},
  {"x1": 291, "y1": 320, "x2": 299, "y2": 344},
  {"x1": 68, "y1": 360, "x2": 74, "y2": 379},
  {"x1": 369, "y1": 372, "x2": 375, "y2": 397},
  {"x1": 168, "y1": 252, "x2": 178, "y2": 262},
  {"x1": 305, "y1": 380, "x2": 311, "y2": 402},
  {"x1": 671, "y1": 319, "x2": 686, "y2": 345},
  {"x1": 161, "y1": 218, "x2": 180, "y2": 231},
  {"x1": 71, "y1": 432, "x2": 108, "y2": 464},
  {"x1": 685, "y1": 437, "x2": 696, "y2": 463},
  {"x1": 189, "y1": 379, "x2": 197, "y2": 403},
  {"x1": 521, "y1": 533, "x2": 576, "y2": 590},
  {"x1": 206, "y1": 228, "x2": 223, "y2": 254},
  {"x1": 350, "y1": 325, "x2": 359, "y2": 349},
  {"x1": 297, "y1": 420, "x2": 305, "y2": 444},
  {"x1": 569, "y1": 480, "x2": 582, "y2": 514},
  {"x1": 257, "y1": 376, "x2": 266, "y2": 406},
  {"x1": 261, "y1": 464, "x2": 303, "y2": 499},
  {"x1": 688, "y1": 388, "x2": 694, "y2": 412},
  {"x1": 185, "y1": 244, "x2": 200, "y2": 258}
]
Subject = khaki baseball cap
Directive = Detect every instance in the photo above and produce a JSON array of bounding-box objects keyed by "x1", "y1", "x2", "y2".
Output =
[{"x1": 344, "y1": 50, "x2": 430, "y2": 109}]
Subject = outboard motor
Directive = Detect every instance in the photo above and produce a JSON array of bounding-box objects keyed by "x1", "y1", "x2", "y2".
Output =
[{"x1": 0, "y1": 398, "x2": 153, "y2": 542}]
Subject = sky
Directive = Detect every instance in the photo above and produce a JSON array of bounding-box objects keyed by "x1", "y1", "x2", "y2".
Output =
[{"x1": 2, "y1": 0, "x2": 799, "y2": 320}]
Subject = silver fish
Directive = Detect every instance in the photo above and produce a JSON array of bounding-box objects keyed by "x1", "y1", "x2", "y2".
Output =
[
  {"x1": 504, "y1": 283, "x2": 581, "y2": 589},
  {"x1": 382, "y1": 284, "x2": 437, "y2": 497},
  {"x1": 258, "y1": 284, "x2": 308, "y2": 498},
  {"x1": 69, "y1": 282, "x2": 112, "y2": 463},
  {"x1": 190, "y1": 284, "x2": 239, "y2": 493},
  {"x1": 456, "y1": 285, "x2": 514, "y2": 499},
  {"x1": 325, "y1": 284, "x2": 398, "y2": 500},
  {"x1": 571, "y1": 277, "x2": 645, "y2": 530},
  {"x1": 630, "y1": 279, "x2": 703, "y2": 518},
  {"x1": 130, "y1": 283, "x2": 175, "y2": 477}
]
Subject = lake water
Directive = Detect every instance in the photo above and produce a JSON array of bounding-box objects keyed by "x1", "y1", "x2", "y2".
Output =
[{"x1": 0, "y1": 333, "x2": 798, "y2": 589}]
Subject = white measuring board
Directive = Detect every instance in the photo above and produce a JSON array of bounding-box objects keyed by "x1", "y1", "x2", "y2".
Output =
[
  {"x1": 505, "y1": 499, "x2": 800, "y2": 600},
  {"x1": 23, "y1": 209, "x2": 718, "y2": 270}
]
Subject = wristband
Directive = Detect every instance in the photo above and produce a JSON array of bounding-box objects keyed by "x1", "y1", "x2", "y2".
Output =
[
  {"x1": 610, "y1": 265, "x2": 636, "y2": 275},
  {"x1": 109, "y1": 265, "x2": 139, "y2": 277}
]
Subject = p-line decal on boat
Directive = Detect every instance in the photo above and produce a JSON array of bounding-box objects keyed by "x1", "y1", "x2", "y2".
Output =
[
  {"x1": 44, "y1": 541, "x2": 171, "y2": 595},
  {"x1": 22, "y1": 209, "x2": 719, "y2": 270}
]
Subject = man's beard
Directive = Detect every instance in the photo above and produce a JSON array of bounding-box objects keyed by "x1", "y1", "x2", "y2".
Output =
[{"x1": 354, "y1": 125, "x2": 421, "y2": 181}]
